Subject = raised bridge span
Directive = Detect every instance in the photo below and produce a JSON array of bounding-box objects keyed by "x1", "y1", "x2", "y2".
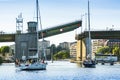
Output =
[
  {"x1": 0, "y1": 20, "x2": 82, "y2": 42},
  {"x1": 1, "y1": 20, "x2": 120, "y2": 61}
]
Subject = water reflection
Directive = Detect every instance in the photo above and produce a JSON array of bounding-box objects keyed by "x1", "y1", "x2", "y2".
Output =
[
  {"x1": 0, "y1": 61, "x2": 120, "y2": 80},
  {"x1": 76, "y1": 62, "x2": 83, "y2": 67}
]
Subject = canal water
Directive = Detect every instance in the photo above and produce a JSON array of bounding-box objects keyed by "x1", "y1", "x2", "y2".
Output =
[{"x1": 0, "y1": 61, "x2": 120, "y2": 80}]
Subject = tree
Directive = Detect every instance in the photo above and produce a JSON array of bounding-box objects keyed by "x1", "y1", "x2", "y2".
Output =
[
  {"x1": 112, "y1": 47, "x2": 120, "y2": 60},
  {"x1": 53, "y1": 50, "x2": 70, "y2": 60},
  {"x1": 56, "y1": 45, "x2": 62, "y2": 52},
  {"x1": 0, "y1": 48, "x2": 1, "y2": 54},
  {"x1": 50, "y1": 44, "x2": 57, "y2": 55},
  {"x1": 1, "y1": 46, "x2": 10, "y2": 56},
  {"x1": 96, "y1": 46, "x2": 110, "y2": 54},
  {"x1": 0, "y1": 56, "x2": 3, "y2": 64}
]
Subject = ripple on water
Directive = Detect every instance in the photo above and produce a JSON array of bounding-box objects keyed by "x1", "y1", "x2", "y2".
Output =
[{"x1": 0, "y1": 62, "x2": 120, "y2": 80}]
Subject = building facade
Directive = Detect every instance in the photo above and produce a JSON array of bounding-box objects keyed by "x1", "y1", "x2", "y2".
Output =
[
  {"x1": 59, "y1": 42, "x2": 70, "y2": 50},
  {"x1": 38, "y1": 40, "x2": 50, "y2": 58},
  {"x1": 92, "y1": 39, "x2": 107, "y2": 54},
  {"x1": 106, "y1": 39, "x2": 120, "y2": 48},
  {"x1": 69, "y1": 42, "x2": 77, "y2": 58},
  {"x1": 15, "y1": 21, "x2": 38, "y2": 60}
]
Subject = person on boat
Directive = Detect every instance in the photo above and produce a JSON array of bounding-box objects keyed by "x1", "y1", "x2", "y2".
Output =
[
  {"x1": 41, "y1": 58, "x2": 45, "y2": 63},
  {"x1": 15, "y1": 58, "x2": 20, "y2": 66}
]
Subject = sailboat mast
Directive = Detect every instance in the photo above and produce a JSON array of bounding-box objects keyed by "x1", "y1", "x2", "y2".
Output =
[
  {"x1": 36, "y1": 0, "x2": 45, "y2": 60},
  {"x1": 36, "y1": 0, "x2": 39, "y2": 56},
  {"x1": 88, "y1": 0, "x2": 92, "y2": 57}
]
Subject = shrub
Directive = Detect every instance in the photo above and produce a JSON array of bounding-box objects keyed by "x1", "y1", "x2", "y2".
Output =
[{"x1": 0, "y1": 57, "x2": 3, "y2": 64}]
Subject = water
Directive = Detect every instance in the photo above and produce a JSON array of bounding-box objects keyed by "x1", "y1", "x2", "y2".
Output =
[{"x1": 0, "y1": 61, "x2": 120, "y2": 80}]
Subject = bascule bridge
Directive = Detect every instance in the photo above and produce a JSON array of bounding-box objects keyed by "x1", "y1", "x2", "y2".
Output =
[{"x1": 0, "y1": 20, "x2": 82, "y2": 59}]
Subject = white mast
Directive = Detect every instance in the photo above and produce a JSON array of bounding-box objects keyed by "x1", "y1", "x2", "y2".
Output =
[
  {"x1": 88, "y1": 0, "x2": 92, "y2": 58},
  {"x1": 36, "y1": 0, "x2": 45, "y2": 59},
  {"x1": 36, "y1": 0, "x2": 39, "y2": 58}
]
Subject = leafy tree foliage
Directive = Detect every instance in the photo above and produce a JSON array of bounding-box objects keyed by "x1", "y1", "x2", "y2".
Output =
[
  {"x1": 50, "y1": 44, "x2": 57, "y2": 55},
  {"x1": 0, "y1": 48, "x2": 1, "y2": 53},
  {"x1": 53, "y1": 50, "x2": 70, "y2": 60},
  {"x1": 0, "y1": 46, "x2": 10, "y2": 56},
  {"x1": 0, "y1": 56, "x2": 3, "y2": 64},
  {"x1": 56, "y1": 45, "x2": 63, "y2": 52},
  {"x1": 49, "y1": 44, "x2": 70, "y2": 60},
  {"x1": 112, "y1": 47, "x2": 120, "y2": 60},
  {"x1": 97, "y1": 46, "x2": 120, "y2": 61},
  {"x1": 96, "y1": 46, "x2": 110, "y2": 54}
]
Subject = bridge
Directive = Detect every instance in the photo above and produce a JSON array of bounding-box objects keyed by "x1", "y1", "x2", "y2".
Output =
[
  {"x1": 1, "y1": 20, "x2": 119, "y2": 61},
  {"x1": 0, "y1": 20, "x2": 82, "y2": 59},
  {"x1": 76, "y1": 30, "x2": 120, "y2": 39},
  {"x1": 75, "y1": 30, "x2": 120, "y2": 61},
  {"x1": 0, "y1": 20, "x2": 82, "y2": 42}
]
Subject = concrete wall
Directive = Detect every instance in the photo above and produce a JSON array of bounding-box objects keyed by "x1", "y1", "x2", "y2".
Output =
[
  {"x1": 15, "y1": 33, "x2": 37, "y2": 60},
  {"x1": 76, "y1": 39, "x2": 86, "y2": 61}
]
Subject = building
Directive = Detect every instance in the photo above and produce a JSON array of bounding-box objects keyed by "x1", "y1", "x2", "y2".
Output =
[
  {"x1": 15, "y1": 21, "x2": 38, "y2": 59},
  {"x1": 106, "y1": 39, "x2": 120, "y2": 48},
  {"x1": 92, "y1": 39, "x2": 107, "y2": 54},
  {"x1": 38, "y1": 40, "x2": 50, "y2": 58},
  {"x1": 70, "y1": 42, "x2": 77, "y2": 58},
  {"x1": 9, "y1": 44, "x2": 15, "y2": 56},
  {"x1": 59, "y1": 42, "x2": 70, "y2": 50},
  {"x1": 10, "y1": 39, "x2": 50, "y2": 60}
]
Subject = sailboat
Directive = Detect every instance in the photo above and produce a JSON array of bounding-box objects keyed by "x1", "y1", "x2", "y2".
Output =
[
  {"x1": 83, "y1": 0, "x2": 96, "y2": 68},
  {"x1": 19, "y1": 0, "x2": 47, "y2": 70}
]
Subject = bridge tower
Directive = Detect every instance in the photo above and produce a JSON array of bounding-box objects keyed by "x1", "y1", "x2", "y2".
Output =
[{"x1": 16, "y1": 13, "x2": 23, "y2": 33}]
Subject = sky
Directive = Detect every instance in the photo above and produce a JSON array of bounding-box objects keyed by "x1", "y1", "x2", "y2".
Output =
[{"x1": 0, "y1": 0, "x2": 120, "y2": 46}]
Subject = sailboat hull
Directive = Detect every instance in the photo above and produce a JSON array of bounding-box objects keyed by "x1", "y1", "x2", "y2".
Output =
[
  {"x1": 19, "y1": 62, "x2": 47, "y2": 70},
  {"x1": 83, "y1": 63, "x2": 95, "y2": 68},
  {"x1": 83, "y1": 60, "x2": 96, "y2": 68}
]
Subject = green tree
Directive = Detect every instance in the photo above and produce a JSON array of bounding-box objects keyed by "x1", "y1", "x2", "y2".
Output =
[
  {"x1": 0, "y1": 56, "x2": 3, "y2": 64},
  {"x1": 1, "y1": 46, "x2": 10, "y2": 56},
  {"x1": 0, "y1": 47, "x2": 1, "y2": 54},
  {"x1": 0, "y1": 48, "x2": 1, "y2": 53},
  {"x1": 97, "y1": 46, "x2": 110, "y2": 54},
  {"x1": 53, "y1": 50, "x2": 70, "y2": 60},
  {"x1": 50, "y1": 44, "x2": 57, "y2": 55},
  {"x1": 112, "y1": 47, "x2": 120, "y2": 60},
  {"x1": 56, "y1": 45, "x2": 62, "y2": 52}
]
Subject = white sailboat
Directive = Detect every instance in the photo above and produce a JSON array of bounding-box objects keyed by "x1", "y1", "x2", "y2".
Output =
[
  {"x1": 19, "y1": 0, "x2": 47, "y2": 70},
  {"x1": 83, "y1": 0, "x2": 96, "y2": 68}
]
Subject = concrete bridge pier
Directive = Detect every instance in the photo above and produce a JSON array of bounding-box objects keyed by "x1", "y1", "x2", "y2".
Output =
[{"x1": 76, "y1": 37, "x2": 90, "y2": 61}]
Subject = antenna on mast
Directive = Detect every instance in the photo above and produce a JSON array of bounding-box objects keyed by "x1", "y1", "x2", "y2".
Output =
[{"x1": 16, "y1": 13, "x2": 23, "y2": 33}]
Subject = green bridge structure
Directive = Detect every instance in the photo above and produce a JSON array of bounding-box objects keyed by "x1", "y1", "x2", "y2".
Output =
[
  {"x1": 0, "y1": 20, "x2": 82, "y2": 59},
  {"x1": 76, "y1": 30, "x2": 120, "y2": 39},
  {"x1": 1, "y1": 19, "x2": 119, "y2": 61},
  {"x1": 0, "y1": 20, "x2": 82, "y2": 42}
]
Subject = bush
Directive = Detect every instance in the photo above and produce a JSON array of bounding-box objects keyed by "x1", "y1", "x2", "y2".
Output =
[
  {"x1": 0, "y1": 57, "x2": 3, "y2": 64},
  {"x1": 53, "y1": 50, "x2": 70, "y2": 60}
]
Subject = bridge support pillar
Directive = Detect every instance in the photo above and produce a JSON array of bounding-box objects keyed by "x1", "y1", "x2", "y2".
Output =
[
  {"x1": 76, "y1": 39, "x2": 86, "y2": 61},
  {"x1": 76, "y1": 37, "x2": 92, "y2": 61}
]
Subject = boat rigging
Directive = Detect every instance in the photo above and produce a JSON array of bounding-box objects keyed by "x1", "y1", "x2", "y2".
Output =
[{"x1": 83, "y1": 0, "x2": 96, "y2": 68}]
